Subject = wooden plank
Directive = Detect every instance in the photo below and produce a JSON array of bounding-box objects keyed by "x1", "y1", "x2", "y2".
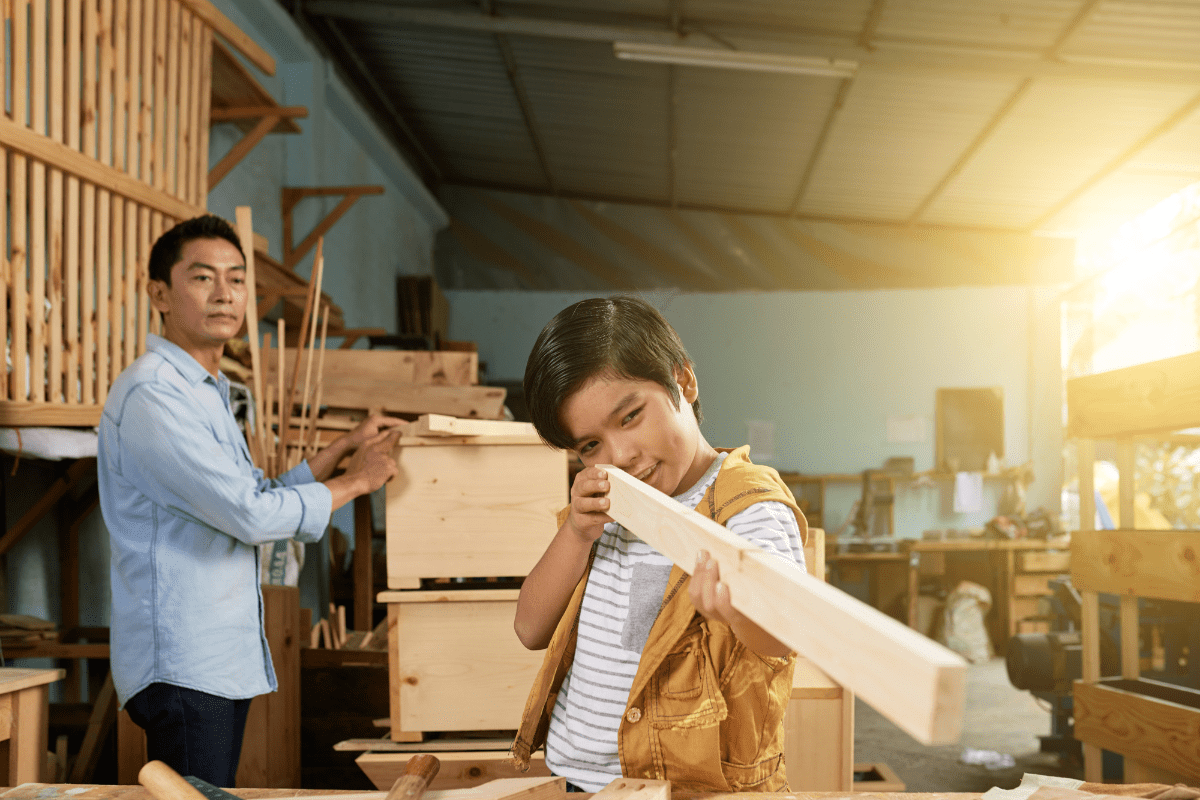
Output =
[
  {"x1": 1021, "y1": 549, "x2": 1070, "y2": 572},
  {"x1": 386, "y1": 444, "x2": 565, "y2": 587},
  {"x1": 390, "y1": 591, "x2": 544, "y2": 734},
  {"x1": 1071, "y1": 529, "x2": 1200, "y2": 603},
  {"x1": 591, "y1": 779, "x2": 668, "y2": 800},
  {"x1": 784, "y1": 692, "x2": 851, "y2": 790},
  {"x1": 1073, "y1": 679, "x2": 1200, "y2": 782},
  {"x1": 410, "y1": 414, "x2": 535, "y2": 438},
  {"x1": 602, "y1": 466, "x2": 967, "y2": 746},
  {"x1": 236, "y1": 585, "x2": 301, "y2": 788},
  {"x1": 1068, "y1": 351, "x2": 1200, "y2": 438},
  {"x1": 356, "y1": 753, "x2": 552, "y2": 793},
  {"x1": 0, "y1": 669, "x2": 63, "y2": 694},
  {"x1": 266, "y1": 348, "x2": 478, "y2": 390},
  {"x1": 334, "y1": 738, "x2": 512, "y2": 753},
  {"x1": 0, "y1": 401, "x2": 102, "y2": 426},
  {"x1": 386, "y1": 604, "x2": 403, "y2": 741},
  {"x1": 354, "y1": 494, "x2": 373, "y2": 631},
  {"x1": 177, "y1": 0, "x2": 275, "y2": 76},
  {"x1": 210, "y1": 105, "x2": 307, "y2": 121}
]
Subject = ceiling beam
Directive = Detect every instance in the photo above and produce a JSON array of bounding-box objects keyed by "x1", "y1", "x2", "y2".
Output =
[
  {"x1": 448, "y1": 178, "x2": 1033, "y2": 234},
  {"x1": 787, "y1": 77, "x2": 853, "y2": 216},
  {"x1": 301, "y1": 2, "x2": 1200, "y2": 84},
  {"x1": 494, "y1": 34, "x2": 557, "y2": 193}
]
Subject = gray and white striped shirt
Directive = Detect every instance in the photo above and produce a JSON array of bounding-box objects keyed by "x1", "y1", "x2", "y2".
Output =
[{"x1": 544, "y1": 453, "x2": 805, "y2": 790}]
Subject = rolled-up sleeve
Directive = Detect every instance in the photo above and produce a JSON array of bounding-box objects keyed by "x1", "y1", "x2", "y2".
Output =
[{"x1": 119, "y1": 382, "x2": 332, "y2": 544}]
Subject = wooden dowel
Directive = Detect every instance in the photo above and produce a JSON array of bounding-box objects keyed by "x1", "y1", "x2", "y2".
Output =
[
  {"x1": 295, "y1": 253, "x2": 325, "y2": 456},
  {"x1": 276, "y1": 317, "x2": 286, "y2": 470},
  {"x1": 306, "y1": 305, "x2": 330, "y2": 457},
  {"x1": 97, "y1": 0, "x2": 114, "y2": 402},
  {"x1": 127, "y1": 0, "x2": 142, "y2": 181},
  {"x1": 112, "y1": 0, "x2": 128, "y2": 377},
  {"x1": 186, "y1": 11, "x2": 202, "y2": 206},
  {"x1": 113, "y1": 0, "x2": 128, "y2": 174},
  {"x1": 0, "y1": 147, "x2": 8, "y2": 402},
  {"x1": 124, "y1": 201, "x2": 137, "y2": 366},
  {"x1": 139, "y1": 0, "x2": 154, "y2": 186},
  {"x1": 281, "y1": 239, "x2": 321, "y2": 467},
  {"x1": 262, "y1": 332, "x2": 274, "y2": 470},
  {"x1": 152, "y1": 0, "x2": 167, "y2": 192},
  {"x1": 137, "y1": 207, "x2": 151, "y2": 355},
  {"x1": 195, "y1": 25, "x2": 211, "y2": 202},
  {"x1": 111, "y1": 197, "x2": 125, "y2": 378}
]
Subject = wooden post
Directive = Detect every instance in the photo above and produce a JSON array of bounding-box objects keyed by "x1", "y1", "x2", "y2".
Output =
[{"x1": 354, "y1": 493, "x2": 374, "y2": 631}]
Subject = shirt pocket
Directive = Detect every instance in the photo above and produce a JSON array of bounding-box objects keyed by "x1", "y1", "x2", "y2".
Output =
[{"x1": 648, "y1": 632, "x2": 728, "y2": 730}]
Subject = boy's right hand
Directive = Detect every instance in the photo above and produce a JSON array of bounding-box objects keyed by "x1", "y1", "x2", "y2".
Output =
[{"x1": 567, "y1": 466, "x2": 613, "y2": 542}]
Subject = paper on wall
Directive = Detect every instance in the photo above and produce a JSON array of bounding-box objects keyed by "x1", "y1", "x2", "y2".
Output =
[{"x1": 954, "y1": 471, "x2": 984, "y2": 513}]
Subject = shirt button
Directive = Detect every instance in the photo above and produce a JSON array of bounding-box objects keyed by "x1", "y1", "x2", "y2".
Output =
[{"x1": 625, "y1": 707, "x2": 642, "y2": 723}]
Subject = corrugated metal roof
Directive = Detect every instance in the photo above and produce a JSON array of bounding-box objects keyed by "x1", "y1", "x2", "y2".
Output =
[{"x1": 296, "y1": 0, "x2": 1200, "y2": 287}]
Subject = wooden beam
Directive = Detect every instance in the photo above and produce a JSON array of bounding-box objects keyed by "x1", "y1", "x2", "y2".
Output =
[
  {"x1": 0, "y1": 458, "x2": 96, "y2": 556},
  {"x1": 1074, "y1": 679, "x2": 1200, "y2": 782},
  {"x1": 281, "y1": 186, "x2": 385, "y2": 271},
  {"x1": 601, "y1": 466, "x2": 966, "y2": 745},
  {"x1": 1067, "y1": 350, "x2": 1200, "y2": 438},
  {"x1": 206, "y1": 113, "x2": 279, "y2": 189},
  {"x1": 1071, "y1": 529, "x2": 1200, "y2": 603},
  {"x1": 178, "y1": 0, "x2": 275, "y2": 75},
  {"x1": 0, "y1": 115, "x2": 202, "y2": 221}
]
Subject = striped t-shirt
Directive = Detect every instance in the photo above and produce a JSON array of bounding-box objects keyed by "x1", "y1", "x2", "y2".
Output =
[{"x1": 543, "y1": 452, "x2": 805, "y2": 790}]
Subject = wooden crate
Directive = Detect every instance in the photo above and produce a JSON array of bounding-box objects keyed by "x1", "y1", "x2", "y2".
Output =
[
  {"x1": 381, "y1": 589, "x2": 544, "y2": 739},
  {"x1": 357, "y1": 750, "x2": 550, "y2": 791},
  {"x1": 386, "y1": 437, "x2": 567, "y2": 588}
]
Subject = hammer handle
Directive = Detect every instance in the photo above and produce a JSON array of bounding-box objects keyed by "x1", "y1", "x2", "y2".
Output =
[
  {"x1": 385, "y1": 754, "x2": 441, "y2": 800},
  {"x1": 138, "y1": 761, "x2": 209, "y2": 800}
]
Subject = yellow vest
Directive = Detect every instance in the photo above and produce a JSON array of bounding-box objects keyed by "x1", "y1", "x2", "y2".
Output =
[{"x1": 511, "y1": 447, "x2": 807, "y2": 792}]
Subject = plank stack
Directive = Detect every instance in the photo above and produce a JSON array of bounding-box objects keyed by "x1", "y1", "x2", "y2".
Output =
[{"x1": 355, "y1": 414, "x2": 568, "y2": 791}]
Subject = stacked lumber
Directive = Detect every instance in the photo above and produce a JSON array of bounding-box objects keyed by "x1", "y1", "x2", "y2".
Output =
[{"x1": 0, "y1": 613, "x2": 57, "y2": 652}]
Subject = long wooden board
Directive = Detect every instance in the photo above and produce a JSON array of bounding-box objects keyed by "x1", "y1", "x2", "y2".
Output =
[
  {"x1": 602, "y1": 466, "x2": 966, "y2": 745},
  {"x1": 1067, "y1": 350, "x2": 1200, "y2": 438},
  {"x1": 266, "y1": 348, "x2": 478, "y2": 388},
  {"x1": 1071, "y1": 529, "x2": 1200, "y2": 603},
  {"x1": 356, "y1": 752, "x2": 552, "y2": 793},
  {"x1": 1073, "y1": 679, "x2": 1200, "y2": 781},
  {"x1": 410, "y1": 414, "x2": 536, "y2": 438}
]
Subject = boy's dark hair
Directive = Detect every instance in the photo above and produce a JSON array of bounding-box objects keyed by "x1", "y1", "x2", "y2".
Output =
[
  {"x1": 524, "y1": 296, "x2": 702, "y2": 451},
  {"x1": 148, "y1": 214, "x2": 242, "y2": 285}
]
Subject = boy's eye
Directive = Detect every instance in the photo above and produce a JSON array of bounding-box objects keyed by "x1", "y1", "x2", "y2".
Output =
[
  {"x1": 622, "y1": 407, "x2": 642, "y2": 425},
  {"x1": 579, "y1": 441, "x2": 598, "y2": 455}
]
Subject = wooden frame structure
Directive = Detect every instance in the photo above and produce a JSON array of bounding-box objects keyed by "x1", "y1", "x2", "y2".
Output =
[
  {"x1": 603, "y1": 466, "x2": 967, "y2": 746},
  {"x1": 1067, "y1": 350, "x2": 1200, "y2": 783},
  {"x1": 282, "y1": 185, "x2": 385, "y2": 271},
  {"x1": 0, "y1": 0, "x2": 275, "y2": 427}
]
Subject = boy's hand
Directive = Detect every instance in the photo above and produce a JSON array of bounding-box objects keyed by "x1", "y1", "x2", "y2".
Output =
[
  {"x1": 689, "y1": 549, "x2": 745, "y2": 628},
  {"x1": 567, "y1": 466, "x2": 613, "y2": 543},
  {"x1": 690, "y1": 550, "x2": 793, "y2": 657}
]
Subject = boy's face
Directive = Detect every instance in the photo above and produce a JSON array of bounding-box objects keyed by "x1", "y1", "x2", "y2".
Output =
[{"x1": 561, "y1": 367, "x2": 712, "y2": 497}]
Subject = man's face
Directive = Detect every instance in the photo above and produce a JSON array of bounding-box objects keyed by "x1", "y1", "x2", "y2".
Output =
[{"x1": 150, "y1": 237, "x2": 247, "y2": 350}]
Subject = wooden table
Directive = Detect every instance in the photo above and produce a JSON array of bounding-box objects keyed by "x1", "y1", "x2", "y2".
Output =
[
  {"x1": 1, "y1": 667, "x2": 64, "y2": 785},
  {"x1": 0, "y1": 785, "x2": 980, "y2": 800},
  {"x1": 901, "y1": 538, "x2": 1068, "y2": 647}
]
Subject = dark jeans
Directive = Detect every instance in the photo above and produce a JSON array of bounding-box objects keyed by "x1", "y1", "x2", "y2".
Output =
[{"x1": 124, "y1": 682, "x2": 253, "y2": 786}]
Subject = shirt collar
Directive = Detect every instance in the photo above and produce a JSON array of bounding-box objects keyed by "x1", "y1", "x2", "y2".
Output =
[{"x1": 146, "y1": 333, "x2": 224, "y2": 387}]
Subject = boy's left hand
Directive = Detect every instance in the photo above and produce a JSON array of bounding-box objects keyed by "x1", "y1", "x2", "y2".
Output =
[
  {"x1": 689, "y1": 550, "x2": 746, "y2": 628},
  {"x1": 689, "y1": 550, "x2": 793, "y2": 658}
]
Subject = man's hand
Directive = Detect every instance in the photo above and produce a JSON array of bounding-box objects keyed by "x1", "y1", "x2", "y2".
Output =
[
  {"x1": 343, "y1": 428, "x2": 401, "y2": 494},
  {"x1": 344, "y1": 413, "x2": 408, "y2": 451},
  {"x1": 566, "y1": 466, "x2": 613, "y2": 544}
]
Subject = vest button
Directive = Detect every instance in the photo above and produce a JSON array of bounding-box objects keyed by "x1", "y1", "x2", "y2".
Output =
[{"x1": 625, "y1": 707, "x2": 642, "y2": 723}]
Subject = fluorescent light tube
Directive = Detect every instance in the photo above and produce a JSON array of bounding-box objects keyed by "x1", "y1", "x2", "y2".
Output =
[{"x1": 613, "y1": 42, "x2": 858, "y2": 78}]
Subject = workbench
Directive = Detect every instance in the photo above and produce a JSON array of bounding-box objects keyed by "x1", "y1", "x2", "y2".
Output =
[
  {"x1": 0, "y1": 668, "x2": 64, "y2": 785},
  {"x1": 0, "y1": 785, "x2": 978, "y2": 800}
]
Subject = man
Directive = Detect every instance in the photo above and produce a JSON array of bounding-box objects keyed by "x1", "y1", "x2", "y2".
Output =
[{"x1": 98, "y1": 214, "x2": 401, "y2": 785}]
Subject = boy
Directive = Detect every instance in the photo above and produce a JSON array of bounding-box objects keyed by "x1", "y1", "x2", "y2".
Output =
[{"x1": 511, "y1": 296, "x2": 808, "y2": 792}]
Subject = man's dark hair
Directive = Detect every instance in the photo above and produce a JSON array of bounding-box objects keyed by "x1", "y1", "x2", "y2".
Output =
[
  {"x1": 523, "y1": 296, "x2": 702, "y2": 451},
  {"x1": 148, "y1": 214, "x2": 242, "y2": 285}
]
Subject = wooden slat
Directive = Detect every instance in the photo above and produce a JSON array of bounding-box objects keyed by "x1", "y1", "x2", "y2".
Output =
[
  {"x1": 81, "y1": 0, "x2": 97, "y2": 404},
  {"x1": 1068, "y1": 350, "x2": 1200, "y2": 438},
  {"x1": 48, "y1": 0, "x2": 64, "y2": 402},
  {"x1": 1071, "y1": 529, "x2": 1200, "y2": 603},
  {"x1": 113, "y1": 0, "x2": 128, "y2": 174},
  {"x1": 30, "y1": 0, "x2": 46, "y2": 402},
  {"x1": 1074, "y1": 679, "x2": 1200, "y2": 782},
  {"x1": 139, "y1": 0, "x2": 155, "y2": 185},
  {"x1": 127, "y1": 0, "x2": 141, "y2": 180},
  {"x1": 410, "y1": 414, "x2": 533, "y2": 438},
  {"x1": 177, "y1": 0, "x2": 274, "y2": 76},
  {"x1": 602, "y1": 465, "x2": 967, "y2": 746},
  {"x1": 0, "y1": 150, "x2": 7, "y2": 402},
  {"x1": 111, "y1": 195, "x2": 124, "y2": 377},
  {"x1": 163, "y1": 0, "x2": 179, "y2": 197},
  {"x1": 176, "y1": 11, "x2": 191, "y2": 201},
  {"x1": 152, "y1": 0, "x2": 167, "y2": 192},
  {"x1": 125, "y1": 201, "x2": 138, "y2": 365},
  {"x1": 64, "y1": 0, "x2": 81, "y2": 403},
  {"x1": 11, "y1": 0, "x2": 28, "y2": 401},
  {"x1": 186, "y1": 10, "x2": 202, "y2": 205},
  {"x1": 195, "y1": 25, "x2": 212, "y2": 204}
]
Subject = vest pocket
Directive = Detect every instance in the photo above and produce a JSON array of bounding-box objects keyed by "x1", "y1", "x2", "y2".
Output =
[
  {"x1": 648, "y1": 643, "x2": 727, "y2": 729},
  {"x1": 720, "y1": 752, "x2": 785, "y2": 791}
]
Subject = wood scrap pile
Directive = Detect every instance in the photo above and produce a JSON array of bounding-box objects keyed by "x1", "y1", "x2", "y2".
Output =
[
  {"x1": 0, "y1": 613, "x2": 57, "y2": 653},
  {"x1": 310, "y1": 603, "x2": 388, "y2": 652}
]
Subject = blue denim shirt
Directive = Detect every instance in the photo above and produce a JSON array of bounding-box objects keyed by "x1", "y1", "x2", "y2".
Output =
[{"x1": 98, "y1": 334, "x2": 333, "y2": 705}]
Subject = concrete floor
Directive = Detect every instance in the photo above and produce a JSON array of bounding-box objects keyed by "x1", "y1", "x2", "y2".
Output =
[{"x1": 854, "y1": 658, "x2": 1081, "y2": 793}]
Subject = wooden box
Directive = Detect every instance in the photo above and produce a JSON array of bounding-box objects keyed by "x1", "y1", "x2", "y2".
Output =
[
  {"x1": 381, "y1": 589, "x2": 545, "y2": 738},
  {"x1": 386, "y1": 437, "x2": 567, "y2": 588}
]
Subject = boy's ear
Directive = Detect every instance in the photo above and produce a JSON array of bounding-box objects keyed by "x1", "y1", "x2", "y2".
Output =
[{"x1": 676, "y1": 365, "x2": 699, "y2": 404}]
